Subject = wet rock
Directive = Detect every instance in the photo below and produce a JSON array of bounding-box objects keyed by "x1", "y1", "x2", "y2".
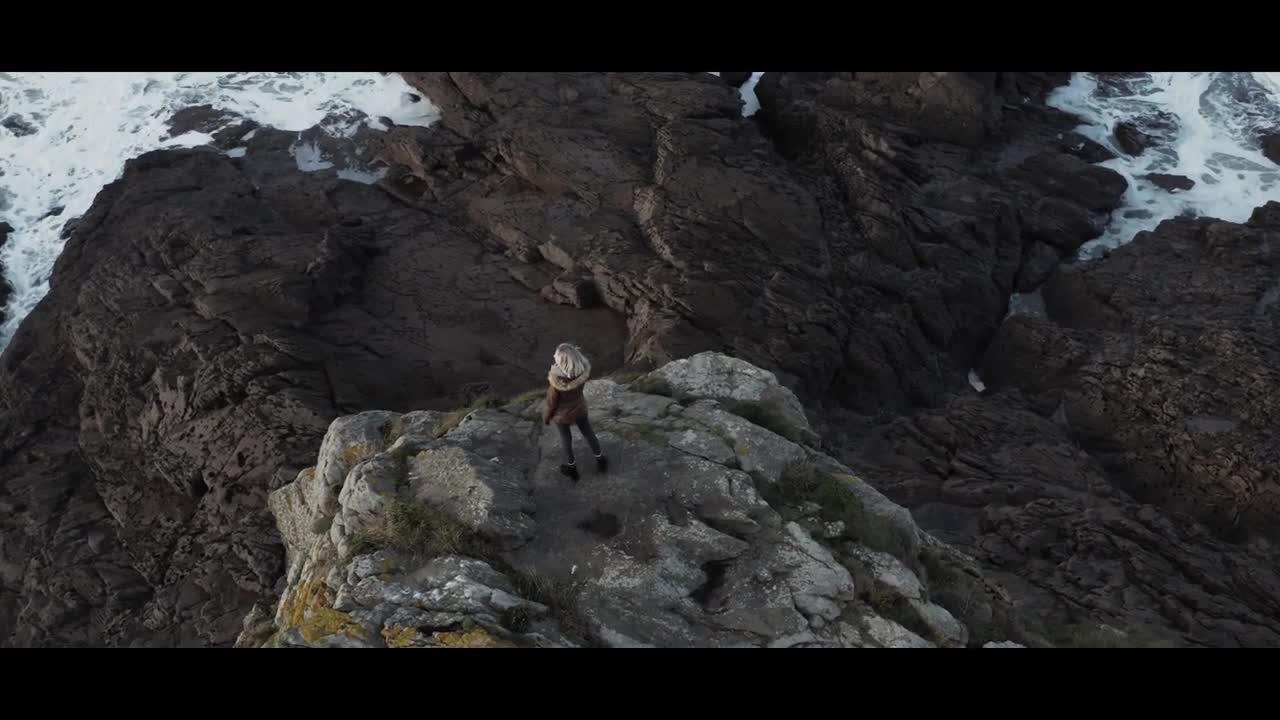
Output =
[
  {"x1": 1015, "y1": 240, "x2": 1062, "y2": 292},
  {"x1": 1113, "y1": 121, "x2": 1151, "y2": 156},
  {"x1": 1057, "y1": 131, "x2": 1116, "y2": 163},
  {"x1": 2, "y1": 114, "x2": 37, "y2": 137},
  {"x1": 1142, "y1": 173, "x2": 1195, "y2": 192},
  {"x1": 1261, "y1": 130, "x2": 1280, "y2": 165},
  {"x1": 0, "y1": 221, "x2": 12, "y2": 319}
]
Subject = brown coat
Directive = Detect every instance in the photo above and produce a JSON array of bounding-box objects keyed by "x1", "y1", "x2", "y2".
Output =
[{"x1": 543, "y1": 364, "x2": 590, "y2": 425}]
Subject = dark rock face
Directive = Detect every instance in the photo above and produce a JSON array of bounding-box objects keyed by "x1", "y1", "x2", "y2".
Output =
[
  {"x1": 1143, "y1": 173, "x2": 1195, "y2": 192},
  {"x1": 2, "y1": 114, "x2": 37, "y2": 137},
  {"x1": 166, "y1": 104, "x2": 258, "y2": 146},
  {"x1": 1058, "y1": 131, "x2": 1117, "y2": 163},
  {"x1": 1113, "y1": 110, "x2": 1179, "y2": 158},
  {"x1": 0, "y1": 132, "x2": 624, "y2": 647},
  {"x1": 0, "y1": 221, "x2": 12, "y2": 322},
  {"x1": 1261, "y1": 130, "x2": 1280, "y2": 165},
  {"x1": 846, "y1": 203, "x2": 1280, "y2": 647},
  {"x1": 0, "y1": 71, "x2": 1132, "y2": 646},
  {"x1": 719, "y1": 72, "x2": 752, "y2": 88},
  {"x1": 1114, "y1": 121, "x2": 1151, "y2": 156}
]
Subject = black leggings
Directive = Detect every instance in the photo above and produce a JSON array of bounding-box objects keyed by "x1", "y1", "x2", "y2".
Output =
[{"x1": 556, "y1": 417, "x2": 602, "y2": 464}]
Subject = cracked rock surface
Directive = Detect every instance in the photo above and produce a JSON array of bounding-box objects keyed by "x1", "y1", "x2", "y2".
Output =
[{"x1": 247, "y1": 352, "x2": 1013, "y2": 648}]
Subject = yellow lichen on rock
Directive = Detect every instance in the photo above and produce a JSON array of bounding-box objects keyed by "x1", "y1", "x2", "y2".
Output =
[
  {"x1": 343, "y1": 442, "x2": 376, "y2": 466},
  {"x1": 382, "y1": 625, "x2": 423, "y2": 648},
  {"x1": 281, "y1": 576, "x2": 364, "y2": 645},
  {"x1": 433, "y1": 628, "x2": 516, "y2": 648}
]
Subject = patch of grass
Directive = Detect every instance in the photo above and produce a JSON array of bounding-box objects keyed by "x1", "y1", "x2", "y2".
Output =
[
  {"x1": 761, "y1": 460, "x2": 864, "y2": 534},
  {"x1": 434, "y1": 394, "x2": 502, "y2": 437},
  {"x1": 630, "y1": 374, "x2": 675, "y2": 398},
  {"x1": 607, "y1": 369, "x2": 647, "y2": 385},
  {"x1": 507, "y1": 388, "x2": 546, "y2": 406},
  {"x1": 507, "y1": 568, "x2": 594, "y2": 645},
  {"x1": 348, "y1": 500, "x2": 598, "y2": 646},
  {"x1": 611, "y1": 422, "x2": 668, "y2": 447},
  {"x1": 723, "y1": 399, "x2": 805, "y2": 444},
  {"x1": 349, "y1": 497, "x2": 495, "y2": 560}
]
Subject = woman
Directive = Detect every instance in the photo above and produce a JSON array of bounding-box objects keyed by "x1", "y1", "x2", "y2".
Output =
[{"x1": 543, "y1": 343, "x2": 607, "y2": 480}]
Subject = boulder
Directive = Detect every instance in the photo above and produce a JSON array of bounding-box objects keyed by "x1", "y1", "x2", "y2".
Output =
[
  {"x1": 0, "y1": 221, "x2": 12, "y2": 321},
  {"x1": 1, "y1": 114, "x2": 37, "y2": 137},
  {"x1": 1142, "y1": 173, "x2": 1195, "y2": 192},
  {"x1": 650, "y1": 351, "x2": 815, "y2": 444},
  {"x1": 1113, "y1": 121, "x2": 1151, "y2": 156},
  {"x1": 1261, "y1": 130, "x2": 1280, "y2": 165}
]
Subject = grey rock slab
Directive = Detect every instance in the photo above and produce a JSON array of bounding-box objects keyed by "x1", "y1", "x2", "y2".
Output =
[{"x1": 407, "y1": 445, "x2": 536, "y2": 549}]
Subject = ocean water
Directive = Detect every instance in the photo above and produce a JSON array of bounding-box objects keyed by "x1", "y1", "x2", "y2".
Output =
[
  {"x1": 0, "y1": 72, "x2": 438, "y2": 346},
  {"x1": 1047, "y1": 72, "x2": 1280, "y2": 258}
]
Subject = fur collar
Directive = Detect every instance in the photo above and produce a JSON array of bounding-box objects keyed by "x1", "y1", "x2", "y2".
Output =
[{"x1": 548, "y1": 361, "x2": 591, "y2": 391}]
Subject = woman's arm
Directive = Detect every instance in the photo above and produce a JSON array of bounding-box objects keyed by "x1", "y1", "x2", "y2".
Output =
[{"x1": 543, "y1": 385, "x2": 559, "y2": 425}]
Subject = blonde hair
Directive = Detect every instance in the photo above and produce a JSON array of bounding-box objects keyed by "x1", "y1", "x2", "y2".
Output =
[{"x1": 553, "y1": 343, "x2": 590, "y2": 379}]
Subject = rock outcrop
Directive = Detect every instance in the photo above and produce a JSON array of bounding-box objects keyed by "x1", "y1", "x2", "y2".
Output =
[
  {"x1": 241, "y1": 352, "x2": 1023, "y2": 648},
  {"x1": 0, "y1": 71, "x2": 1129, "y2": 647},
  {"x1": 845, "y1": 203, "x2": 1280, "y2": 647},
  {"x1": 1142, "y1": 173, "x2": 1195, "y2": 192},
  {"x1": 1258, "y1": 130, "x2": 1280, "y2": 166},
  {"x1": 0, "y1": 220, "x2": 12, "y2": 324}
]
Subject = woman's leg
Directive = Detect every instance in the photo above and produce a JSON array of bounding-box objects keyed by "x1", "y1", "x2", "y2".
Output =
[
  {"x1": 557, "y1": 423, "x2": 575, "y2": 465},
  {"x1": 576, "y1": 417, "x2": 606, "y2": 472},
  {"x1": 576, "y1": 417, "x2": 602, "y2": 456}
]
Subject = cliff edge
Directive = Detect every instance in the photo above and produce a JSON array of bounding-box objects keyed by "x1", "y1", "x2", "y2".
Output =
[{"x1": 238, "y1": 352, "x2": 1024, "y2": 648}]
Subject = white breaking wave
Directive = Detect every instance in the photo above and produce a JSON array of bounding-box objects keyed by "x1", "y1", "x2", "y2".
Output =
[
  {"x1": 1048, "y1": 72, "x2": 1280, "y2": 258},
  {"x1": 706, "y1": 72, "x2": 766, "y2": 117},
  {"x1": 740, "y1": 72, "x2": 765, "y2": 117},
  {"x1": 0, "y1": 72, "x2": 438, "y2": 347}
]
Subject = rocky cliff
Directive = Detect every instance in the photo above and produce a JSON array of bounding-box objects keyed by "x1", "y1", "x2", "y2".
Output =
[
  {"x1": 1, "y1": 71, "x2": 1273, "y2": 647},
  {"x1": 238, "y1": 352, "x2": 1022, "y2": 648}
]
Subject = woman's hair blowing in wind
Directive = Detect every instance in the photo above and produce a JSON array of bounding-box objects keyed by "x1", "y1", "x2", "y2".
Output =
[{"x1": 553, "y1": 343, "x2": 589, "y2": 379}]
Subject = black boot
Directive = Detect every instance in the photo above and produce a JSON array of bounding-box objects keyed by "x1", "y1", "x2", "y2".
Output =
[
  {"x1": 595, "y1": 454, "x2": 609, "y2": 473},
  {"x1": 559, "y1": 463, "x2": 579, "y2": 481}
]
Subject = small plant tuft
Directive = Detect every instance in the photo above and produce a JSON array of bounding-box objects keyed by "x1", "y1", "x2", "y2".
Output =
[
  {"x1": 507, "y1": 569, "x2": 594, "y2": 644},
  {"x1": 723, "y1": 399, "x2": 804, "y2": 444},
  {"x1": 761, "y1": 460, "x2": 864, "y2": 533},
  {"x1": 630, "y1": 374, "x2": 675, "y2": 398},
  {"x1": 434, "y1": 394, "x2": 502, "y2": 437},
  {"x1": 349, "y1": 498, "x2": 494, "y2": 561}
]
